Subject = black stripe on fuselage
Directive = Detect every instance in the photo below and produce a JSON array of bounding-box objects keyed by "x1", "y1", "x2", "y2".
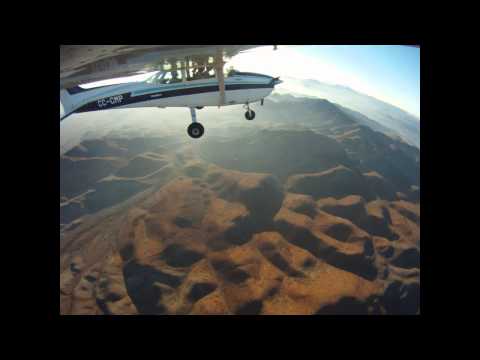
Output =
[{"x1": 74, "y1": 83, "x2": 273, "y2": 114}]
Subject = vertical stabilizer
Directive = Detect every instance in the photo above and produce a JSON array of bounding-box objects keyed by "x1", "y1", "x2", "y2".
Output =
[{"x1": 60, "y1": 89, "x2": 76, "y2": 121}]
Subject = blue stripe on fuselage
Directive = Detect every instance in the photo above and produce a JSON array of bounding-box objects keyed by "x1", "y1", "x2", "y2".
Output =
[{"x1": 131, "y1": 81, "x2": 266, "y2": 97}]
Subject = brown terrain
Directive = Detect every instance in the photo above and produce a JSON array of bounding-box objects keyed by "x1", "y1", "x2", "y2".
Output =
[{"x1": 60, "y1": 120, "x2": 420, "y2": 315}]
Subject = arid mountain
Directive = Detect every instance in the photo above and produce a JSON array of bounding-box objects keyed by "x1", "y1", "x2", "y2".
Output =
[{"x1": 60, "y1": 96, "x2": 420, "y2": 315}]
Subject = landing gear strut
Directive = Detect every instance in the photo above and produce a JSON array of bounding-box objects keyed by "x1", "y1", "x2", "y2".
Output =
[
  {"x1": 188, "y1": 107, "x2": 204, "y2": 138},
  {"x1": 244, "y1": 103, "x2": 255, "y2": 120}
]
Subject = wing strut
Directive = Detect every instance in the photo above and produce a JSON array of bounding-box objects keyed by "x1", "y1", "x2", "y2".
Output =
[{"x1": 215, "y1": 47, "x2": 225, "y2": 107}]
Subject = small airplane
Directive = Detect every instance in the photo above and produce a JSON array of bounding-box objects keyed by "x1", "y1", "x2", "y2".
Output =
[{"x1": 60, "y1": 45, "x2": 282, "y2": 138}]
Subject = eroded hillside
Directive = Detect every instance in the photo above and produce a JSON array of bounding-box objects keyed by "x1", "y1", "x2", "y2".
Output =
[{"x1": 60, "y1": 123, "x2": 420, "y2": 315}]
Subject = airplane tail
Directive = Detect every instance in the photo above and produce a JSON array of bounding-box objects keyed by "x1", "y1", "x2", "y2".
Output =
[{"x1": 60, "y1": 89, "x2": 76, "y2": 121}]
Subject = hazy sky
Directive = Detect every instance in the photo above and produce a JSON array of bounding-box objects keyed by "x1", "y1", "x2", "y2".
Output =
[{"x1": 229, "y1": 45, "x2": 420, "y2": 118}]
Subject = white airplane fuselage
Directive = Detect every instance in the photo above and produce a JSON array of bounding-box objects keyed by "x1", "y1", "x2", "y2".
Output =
[{"x1": 60, "y1": 72, "x2": 281, "y2": 120}]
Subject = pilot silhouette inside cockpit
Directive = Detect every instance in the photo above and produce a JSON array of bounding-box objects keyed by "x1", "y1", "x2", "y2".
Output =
[{"x1": 169, "y1": 70, "x2": 182, "y2": 84}]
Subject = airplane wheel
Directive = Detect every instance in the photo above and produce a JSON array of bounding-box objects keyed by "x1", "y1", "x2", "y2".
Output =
[
  {"x1": 196, "y1": 106, "x2": 204, "y2": 110},
  {"x1": 187, "y1": 123, "x2": 204, "y2": 139},
  {"x1": 245, "y1": 110, "x2": 255, "y2": 120}
]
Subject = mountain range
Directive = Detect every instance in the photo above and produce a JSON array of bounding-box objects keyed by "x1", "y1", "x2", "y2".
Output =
[
  {"x1": 60, "y1": 91, "x2": 420, "y2": 315},
  {"x1": 276, "y1": 77, "x2": 420, "y2": 148}
]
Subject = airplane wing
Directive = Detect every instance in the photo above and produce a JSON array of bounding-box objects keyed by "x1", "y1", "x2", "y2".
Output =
[{"x1": 60, "y1": 45, "x2": 263, "y2": 89}]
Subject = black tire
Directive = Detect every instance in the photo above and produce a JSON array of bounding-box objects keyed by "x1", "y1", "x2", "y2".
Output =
[
  {"x1": 187, "y1": 122, "x2": 204, "y2": 139},
  {"x1": 196, "y1": 106, "x2": 204, "y2": 110},
  {"x1": 245, "y1": 110, "x2": 255, "y2": 120}
]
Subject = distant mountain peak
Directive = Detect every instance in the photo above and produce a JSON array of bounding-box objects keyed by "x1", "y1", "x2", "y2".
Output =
[{"x1": 278, "y1": 77, "x2": 420, "y2": 148}]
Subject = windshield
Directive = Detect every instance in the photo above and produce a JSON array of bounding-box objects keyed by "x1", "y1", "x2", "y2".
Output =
[
  {"x1": 145, "y1": 71, "x2": 164, "y2": 84},
  {"x1": 145, "y1": 67, "x2": 220, "y2": 85},
  {"x1": 145, "y1": 70, "x2": 185, "y2": 84}
]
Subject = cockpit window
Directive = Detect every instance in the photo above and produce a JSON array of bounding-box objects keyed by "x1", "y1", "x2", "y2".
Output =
[
  {"x1": 160, "y1": 72, "x2": 172, "y2": 84},
  {"x1": 164, "y1": 70, "x2": 182, "y2": 84},
  {"x1": 146, "y1": 66, "x2": 218, "y2": 85},
  {"x1": 145, "y1": 71, "x2": 184, "y2": 84},
  {"x1": 189, "y1": 65, "x2": 216, "y2": 80},
  {"x1": 227, "y1": 68, "x2": 238, "y2": 77},
  {"x1": 145, "y1": 72, "x2": 163, "y2": 84}
]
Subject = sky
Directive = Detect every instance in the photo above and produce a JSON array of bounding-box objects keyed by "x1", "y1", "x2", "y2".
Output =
[
  {"x1": 69, "y1": 45, "x2": 420, "y2": 119},
  {"x1": 228, "y1": 45, "x2": 420, "y2": 118}
]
